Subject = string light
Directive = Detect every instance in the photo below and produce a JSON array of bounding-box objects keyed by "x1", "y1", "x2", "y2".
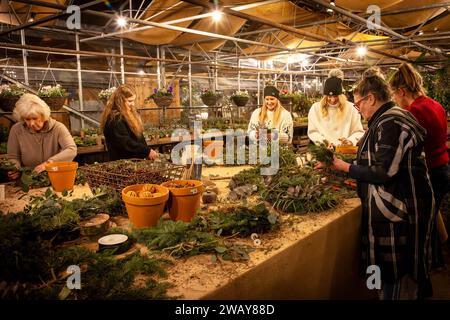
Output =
[
  {"x1": 357, "y1": 46, "x2": 367, "y2": 57},
  {"x1": 211, "y1": 10, "x2": 223, "y2": 22},
  {"x1": 116, "y1": 16, "x2": 127, "y2": 28}
]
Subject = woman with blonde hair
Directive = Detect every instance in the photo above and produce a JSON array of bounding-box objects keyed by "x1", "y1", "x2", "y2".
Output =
[
  {"x1": 100, "y1": 84, "x2": 158, "y2": 161},
  {"x1": 318, "y1": 67, "x2": 435, "y2": 299},
  {"x1": 308, "y1": 69, "x2": 364, "y2": 146},
  {"x1": 390, "y1": 63, "x2": 449, "y2": 270},
  {"x1": 7, "y1": 93, "x2": 77, "y2": 179},
  {"x1": 247, "y1": 85, "x2": 293, "y2": 145}
]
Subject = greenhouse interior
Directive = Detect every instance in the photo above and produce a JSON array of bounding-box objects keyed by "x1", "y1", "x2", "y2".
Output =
[{"x1": 1, "y1": 0, "x2": 450, "y2": 302}]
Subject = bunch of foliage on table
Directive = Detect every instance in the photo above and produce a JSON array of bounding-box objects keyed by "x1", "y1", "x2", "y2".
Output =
[
  {"x1": 73, "y1": 135, "x2": 98, "y2": 147},
  {"x1": 228, "y1": 167, "x2": 264, "y2": 190},
  {"x1": 132, "y1": 203, "x2": 278, "y2": 260},
  {"x1": 261, "y1": 166, "x2": 341, "y2": 214},
  {"x1": 308, "y1": 140, "x2": 334, "y2": 166}
]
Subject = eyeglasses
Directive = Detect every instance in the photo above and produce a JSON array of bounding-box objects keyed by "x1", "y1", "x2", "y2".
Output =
[{"x1": 353, "y1": 95, "x2": 370, "y2": 111}]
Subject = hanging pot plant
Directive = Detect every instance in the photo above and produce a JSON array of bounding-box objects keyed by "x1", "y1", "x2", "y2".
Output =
[
  {"x1": 148, "y1": 87, "x2": 174, "y2": 108},
  {"x1": 98, "y1": 87, "x2": 116, "y2": 105},
  {"x1": 200, "y1": 89, "x2": 220, "y2": 107},
  {"x1": 278, "y1": 89, "x2": 293, "y2": 106},
  {"x1": 38, "y1": 85, "x2": 68, "y2": 111},
  {"x1": 0, "y1": 84, "x2": 25, "y2": 112},
  {"x1": 231, "y1": 90, "x2": 249, "y2": 107}
]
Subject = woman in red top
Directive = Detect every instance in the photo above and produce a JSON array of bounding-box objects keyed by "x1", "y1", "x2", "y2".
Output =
[{"x1": 390, "y1": 63, "x2": 449, "y2": 272}]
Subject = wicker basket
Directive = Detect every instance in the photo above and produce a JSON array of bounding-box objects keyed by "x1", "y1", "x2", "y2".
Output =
[
  {"x1": 42, "y1": 96, "x2": 67, "y2": 111},
  {"x1": 153, "y1": 96, "x2": 173, "y2": 108},
  {"x1": 0, "y1": 96, "x2": 21, "y2": 112},
  {"x1": 79, "y1": 159, "x2": 185, "y2": 194},
  {"x1": 201, "y1": 95, "x2": 219, "y2": 107},
  {"x1": 231, "y1": 96, "x2": 249, "y2": 107}
]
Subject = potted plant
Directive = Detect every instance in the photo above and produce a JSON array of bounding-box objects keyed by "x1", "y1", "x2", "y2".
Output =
[
  {"x1": 38, "y1": 84, "x2": 68, "y2": 111},
  {"x1": 278, "y1": 89, "x2": 293, "y2": 106},
  {"x1": 98, "y1": 87, "x2": 116, "y2": 104},
  {"x1": 0, "y1": 84, "x2": 25, "y2": 112},
  {"x1": 148, "y1": 86, "x2": 174, "y2": 108},
  {"x1": 200, "y1": 89, "x2": 220, "y2": 107},
  {"x1": 230, "y1": 90, "x2": 249, "y2": 107}
]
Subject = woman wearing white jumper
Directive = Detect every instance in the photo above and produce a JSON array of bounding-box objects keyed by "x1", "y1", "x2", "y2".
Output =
[
  {"x1": 308, "y1": 69, "x2": 364, "y2": 146},
  {"x1": 248, "y1": 86, "x2": 293, "y2": 145}
]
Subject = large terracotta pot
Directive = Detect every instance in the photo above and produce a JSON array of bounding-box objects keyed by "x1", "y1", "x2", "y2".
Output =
[
  {"x1": 122, "y1": 184, "x2": 170, "y2": 228},
  {"x1": 45, "y1": 161, "x2": 78, "y2": 192},
  {"x1": 161, "y1": 180, "x2": 205, "y2": 223}
]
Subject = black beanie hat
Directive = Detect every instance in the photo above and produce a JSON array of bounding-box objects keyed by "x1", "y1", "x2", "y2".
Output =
[
  {"x1": 323, "y1": 77, "x2": 343, "y2": 96},
  {"x1": 263, "y1": 86, "x2": 279, "y2": 99}
]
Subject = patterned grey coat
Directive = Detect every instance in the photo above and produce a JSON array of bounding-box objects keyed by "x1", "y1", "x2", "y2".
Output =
[{"x1": 349, "y1": 102, "x2": 435, "y2": 284}]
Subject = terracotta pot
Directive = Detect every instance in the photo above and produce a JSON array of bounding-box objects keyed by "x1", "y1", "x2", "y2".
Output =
[
  {"x1": 0, "y1": 96, "x2": 21, "y2": 112},
  {"x1": 203, "y1": 140, "x2": 224, "y2": 159},
  {"x1": 161, "y1": 180, "x2": 205, "y2": 222},
  {"x1": 45, "y1": 161, "x2": 78, "y2": 192},
  {"x1": 42, "y1": 96, "x2": 67, "y2": 111},
  {"x1": 231, "y1": 96, "x2": 249, "y2": 107},
  {"x1": 122, "y1": 184, "x2": 169, "y2": 228}
]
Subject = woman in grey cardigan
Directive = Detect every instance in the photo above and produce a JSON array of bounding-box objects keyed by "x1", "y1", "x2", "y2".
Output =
[{"x1": 6, "y1": 93, "x2": 77, "y2": 179}]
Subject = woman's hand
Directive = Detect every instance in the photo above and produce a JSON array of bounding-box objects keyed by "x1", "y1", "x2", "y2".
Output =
[
  {"x1": 148, "y1": 149, "x2": 159, "y2": 160},
  {"x1": 338, "y1": 137, "x2": 353, "y2": 146},
  {"x1": 33, "y1": 162, "x2": 48, "y2": 174},
  {"x1": 314, "y1": 157, "x2": 351, "y2": 173},
  {"x1": 331, "y1": 157, "x2": 351, "y2": 173},
  {"x1": 7, "y1": 171, "x2": 20, "y2": 180}
]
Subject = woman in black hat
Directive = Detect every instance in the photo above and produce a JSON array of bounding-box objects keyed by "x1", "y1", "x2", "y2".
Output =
[
  {"x1": 308, "y1": 69, "x2": 364, "y2": 147},
  {"x1": 247, "y1": 85, "x2": 293, "y2": 145}
]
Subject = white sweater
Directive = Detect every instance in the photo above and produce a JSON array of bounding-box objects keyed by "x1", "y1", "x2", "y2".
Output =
[
  {"x1": 307, "y1": 100, "x2": 364, "y2": 146},
  {"x1": 248, "y1": 108, "x2": 294, "y2": 144}
]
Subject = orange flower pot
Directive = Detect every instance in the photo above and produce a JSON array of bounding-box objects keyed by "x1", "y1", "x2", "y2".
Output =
[
  {"x1": 122, "y1": 184, "x2": 169, "y2": 228},
  {"x1": 161, "y1": 180, "x2": 205, "y2": 222},
  {"x1": 203, "y1": 140, "x2": 224, "y2": 159},
  {"x1": 45, "y1": 161, "x2": 78, "y2": 192}
]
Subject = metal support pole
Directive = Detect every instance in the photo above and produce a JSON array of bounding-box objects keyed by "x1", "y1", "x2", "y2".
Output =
[
  {"x1": 120, "y1": 38, "x2": 125, "y2": 84},
  {"x1": 75, "y1": 33, "x2": 84, "y2": 128},
  {"x1": 257, "y1": 64, "x2": 260, "y2": 106},
  {"x1": 214, "y1": 52, "x2": 218, "y2": 92},
  {"x1": 237, "y1": 58, "x2": 241, "y2": 91},
  {"x1": 160, "y1": 46, "x2": 166, "y2": 87},
  {"x1": 188, "y1": 50, "x2": 192, "y2": 109},
  {"x1": 157, "y1": 45, "x2": 161, "y2": 89},
  {"x1": 20, "y1": 30, "x2": 29, "y2": 85},
  {"x1": 303, "y1": 75, "x2": 306, "y2": 94}
]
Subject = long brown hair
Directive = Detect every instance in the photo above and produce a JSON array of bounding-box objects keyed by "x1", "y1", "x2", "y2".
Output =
[
  {"x1": 259, "y1": 99, "x2": 285, "y2": 127},
  {"x1": 389, "y1": 63, "x2": 426, "y2": 96},
  {"x1": 100, "y1": 84, "x2": 144, "y2": 137}
]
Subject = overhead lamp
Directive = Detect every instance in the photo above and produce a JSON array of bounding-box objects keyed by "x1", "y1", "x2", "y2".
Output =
[
  {"x1": 138, "y1": 70, "x2": 145, "y2": 76},
  {"x1": 28, "y1": 13, "x2": 36, "y2": 22},
  {"x1": 327, "y1": 0, "x2": 335, "y2": 13},
  {"x1": 301, "y1": 59, "x2": 309, "y2": 67},
  {"x1": 418, "y1": 30, "x2": 424, "y2": 36},
  {"x1": 211, "y1": 10, "x2": 223, "y2": 22},
  {"x1": 116, "y1": 16, "x2": 127, "y2": 28},
  {"x1": 357, "y1": 46, "x2": 367, "y2": 57}
]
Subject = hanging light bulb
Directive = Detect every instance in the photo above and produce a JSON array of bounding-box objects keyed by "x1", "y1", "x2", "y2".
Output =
[
  {"x1": 211, "y1": 10, "x2": 223, "y2": 22},
  {"x1": 357, "y1": 46, "x2": 367, "y2": 57},
  {"x1": 116, "y1": 16, "x2": 127, "y2": 28},
  {"x1": 418, "y1": 30, "x2": 424, "y2": 36},
  {"x1": 327, "y1": 0, "x2": 335, "y2": 13}
]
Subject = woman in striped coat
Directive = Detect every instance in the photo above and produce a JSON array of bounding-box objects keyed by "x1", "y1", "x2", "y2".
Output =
[{"x1": 320, "y1": 68, "x2": 435, "y2": 300}]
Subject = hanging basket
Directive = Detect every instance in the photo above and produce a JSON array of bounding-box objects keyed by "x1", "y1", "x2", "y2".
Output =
[
  {"x1": 231, "y1": 96, "x2": 249, "y2": 107},
  {"x1": 279, "y1": 96, "x2": 292, "y2": 106},
  {"x1": 201, "y1": 95, "x2": 219, "y2": 107},
  {"x1": 42, "y1": 96, "x2": 68, "y2": 111},
  {"x1": 153, "y1": 96, "x2": 173, "y2": 108},
  {"x1": 100, "y1": 97, "x2": 110, "y2": 105},
  {"x1": 0, "y1": 95, "x2": 21, "y2": 112}
]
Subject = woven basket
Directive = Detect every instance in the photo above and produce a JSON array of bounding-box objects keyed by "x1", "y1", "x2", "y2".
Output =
[
  {"x1": 153, "y1": 96, "x2": 173, "y2": 108},
  {"x1": 42, "y1": 96, "x2": 67, "y2": 111},
  {"x1": 201, "y1": 95, "x2": 219, "y2": 107},
  {"x1": 0, "y1": 96, "x2": 21, "y2": 112},
  {"x1": 231, "y1": 96, "x2": 249, "y2": 107}
]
